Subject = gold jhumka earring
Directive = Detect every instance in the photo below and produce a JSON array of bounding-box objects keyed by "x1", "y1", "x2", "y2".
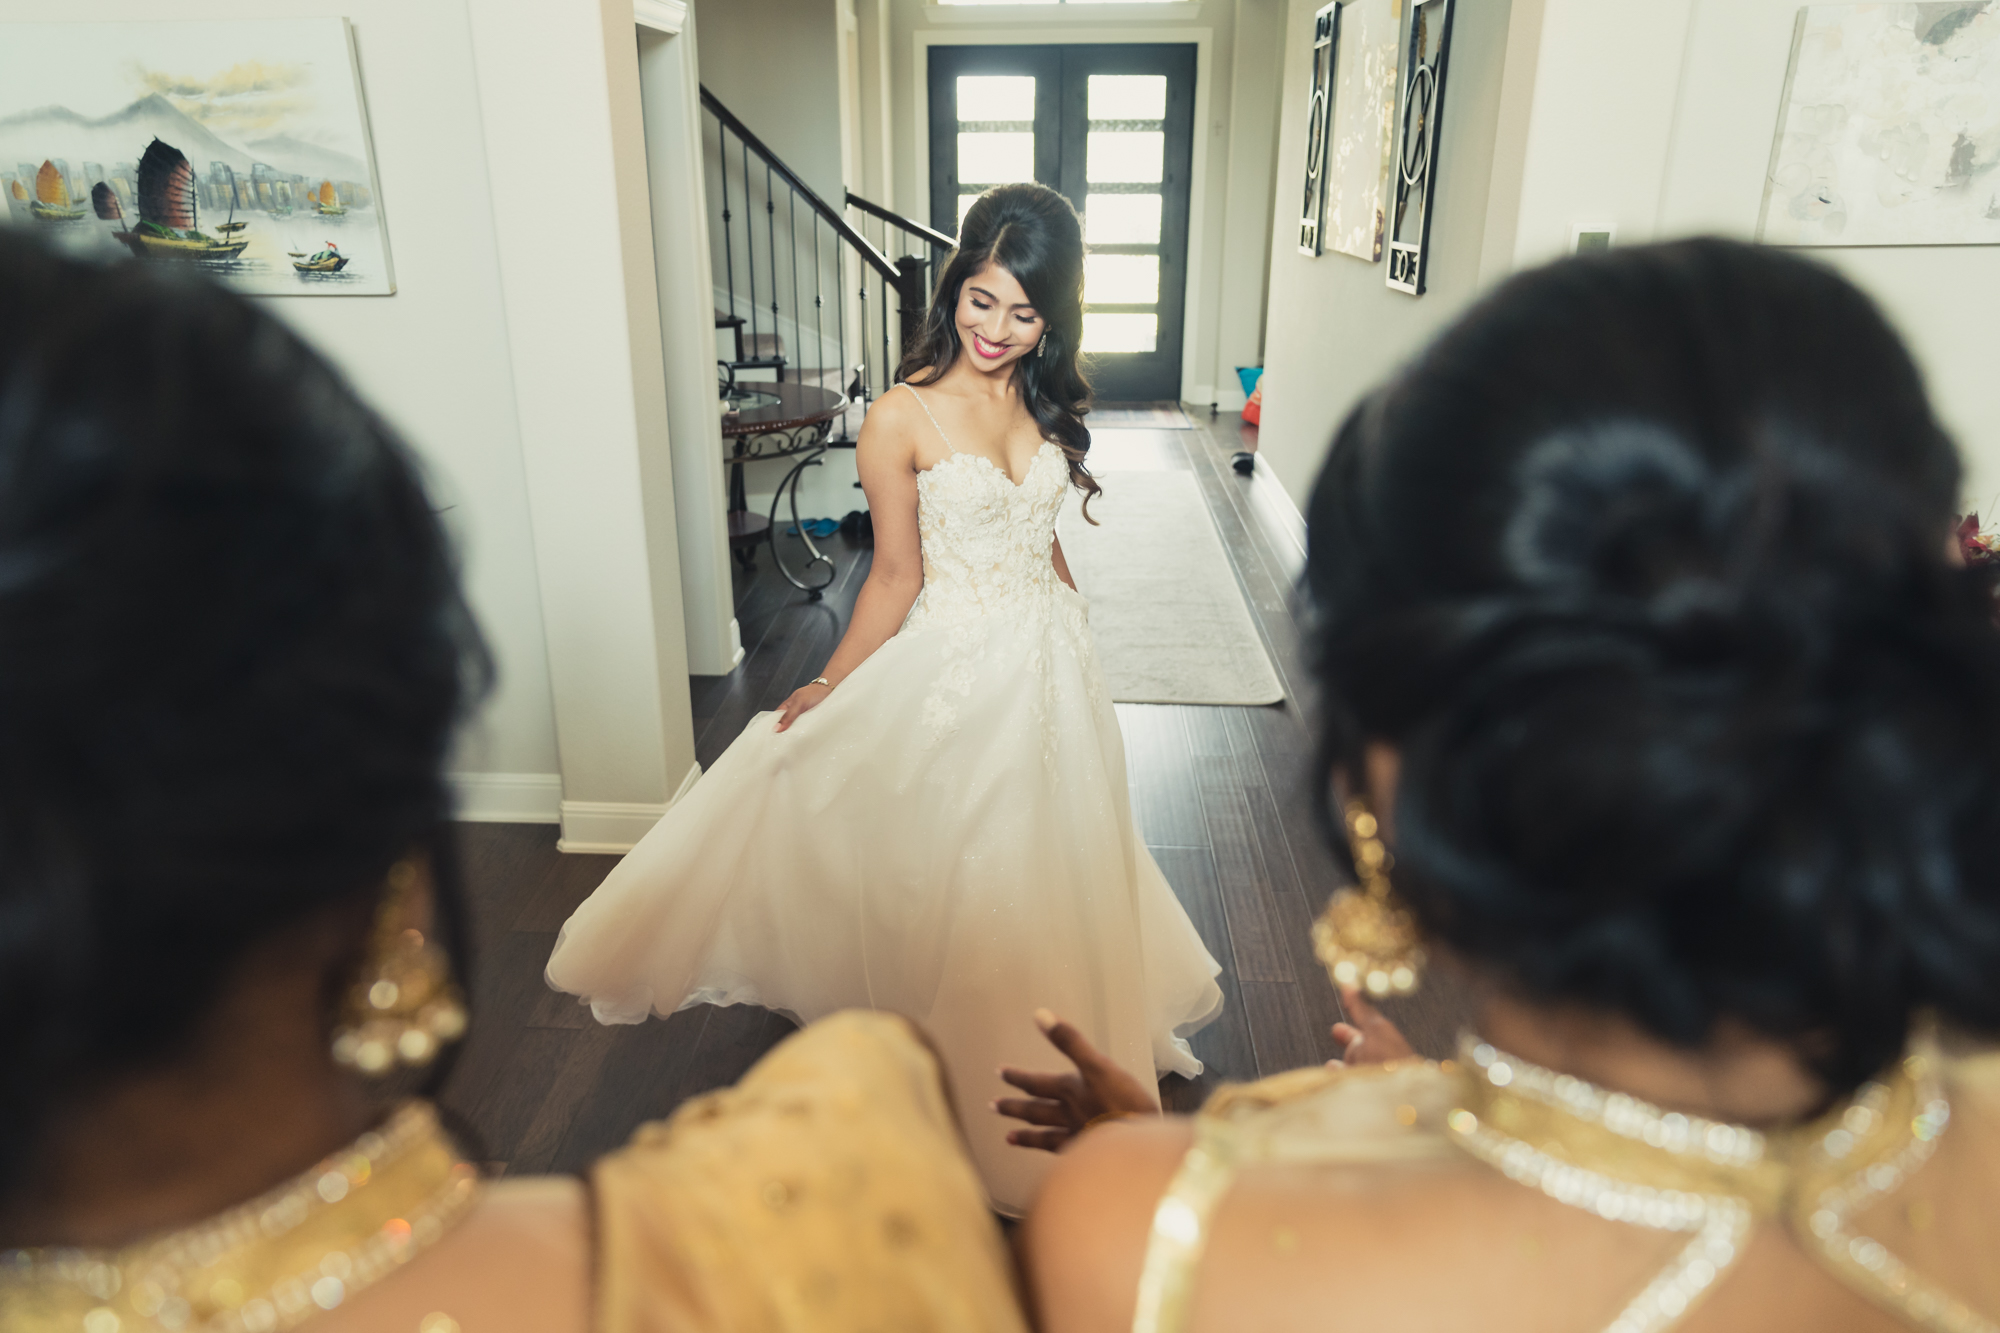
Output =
[
  {"x1": 1311, "y1": 798, "x2": 1426, "y2": 997},
  {"x1": 1036, "y1": 332, "x2": 1048, "y2": 356},
  {"x1": 331, "y1": 859, "x2": 469, "y2": 1076}
]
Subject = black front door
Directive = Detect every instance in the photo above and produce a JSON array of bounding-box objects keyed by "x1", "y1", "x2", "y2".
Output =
[{"x1": 928, "y1": 44, "x2": 1196, "y2": 401}]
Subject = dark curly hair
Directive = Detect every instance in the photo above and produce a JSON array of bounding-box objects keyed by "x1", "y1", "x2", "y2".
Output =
[
  {"x1": 1306, "y1": 238, "x2": 2000, "y2": 1095},
  {"x1": 0, "y1": 233, "x2": 490, "y2": 1193},
  {"x1": 900, "y1": 182, "x2": 1100, "y2": 519}
]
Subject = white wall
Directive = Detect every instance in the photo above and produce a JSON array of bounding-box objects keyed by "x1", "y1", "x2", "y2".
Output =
[
  {"x1": 698, "y1": 0, "x2": 848, "y2": 204},
  {"x1": 1212, "y1": 0, "x2": 1286, "y2": 410},
  {"x1": 25, "y1": 0, "x2": 566, "y2": 819},
  {"x1": 1652, "y1": 0, "x2": 2000, "y2": 508},
  {"x1": 467, "y1": 0, "x2": 704, "y2": 851},
  {"x1": 1255, "y1": 0, "x2": 1519, "y2": 505},
  {"x1": 1310, "y1": 0, "x2": 2000, "y2": 509}
]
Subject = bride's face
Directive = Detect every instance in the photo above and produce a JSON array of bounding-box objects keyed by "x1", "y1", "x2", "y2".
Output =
[{"x1": 954, "y1": 261, "x2": 1043, "y2": 374}]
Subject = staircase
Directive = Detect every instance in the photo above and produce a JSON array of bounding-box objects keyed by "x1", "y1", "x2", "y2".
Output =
[{"x1": 700, "y1": 87, "x2": 954, "y2": 437}]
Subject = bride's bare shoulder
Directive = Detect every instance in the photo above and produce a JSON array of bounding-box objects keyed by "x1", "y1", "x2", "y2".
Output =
[{"x1": 857, "y1": 386, "x2": 931, "y2": 464}]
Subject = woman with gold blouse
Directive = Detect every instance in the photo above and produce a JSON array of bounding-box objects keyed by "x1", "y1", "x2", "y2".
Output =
[
  {"x1": 1007, "y1": 240, "x2": 2000, "y2": 1333},
  {"x1": 0, "y1": 233, "x2": 1023, "y2": 1333}
]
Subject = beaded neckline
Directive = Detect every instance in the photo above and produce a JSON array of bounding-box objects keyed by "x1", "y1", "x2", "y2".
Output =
[
  {"x1": 1448, "y1": 1033, "x2": 1985, "y2": 1333},
  {"x1": 1, "y1": 1100, "x2": 480, "y2": 1333}
]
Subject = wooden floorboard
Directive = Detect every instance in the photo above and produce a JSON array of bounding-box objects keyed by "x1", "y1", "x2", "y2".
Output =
[{"x1": 442, "y1": 406, "x2": 1474, "y2": 1177}]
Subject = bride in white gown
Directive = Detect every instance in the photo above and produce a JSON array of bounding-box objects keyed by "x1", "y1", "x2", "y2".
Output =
[{"x1": 545, "y1": 183, "x2": 1223, "y2": 1213}]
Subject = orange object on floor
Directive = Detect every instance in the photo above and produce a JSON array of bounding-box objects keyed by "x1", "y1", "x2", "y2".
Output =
[{"x1": 1242, "y1": 381, "x2": 1263, "y2": 425}]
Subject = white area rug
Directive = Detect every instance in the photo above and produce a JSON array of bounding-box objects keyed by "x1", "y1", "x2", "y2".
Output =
[{"x1": 1060, "y1": 471, "x2": 1285, "y2": 706}]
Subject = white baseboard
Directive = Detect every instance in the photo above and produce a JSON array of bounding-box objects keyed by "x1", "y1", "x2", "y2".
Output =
[
  {"x1": 1249, "y1": 454, "x2": 1307, "y2": 574},
  {"x1": 1186, "y1": 381, "x2": 1217, "y2": 407},
  {"x1": 451, "y1": 772, "x2": 562, "y2": 824},
  {"x1": 1214, "y1": 387, "x2": 1249, "y2": 412},
  {"x1": 669, "y1": 759, "x2": 703, "y2": 808},
  {"x1": 555, "y1": 762, "x2": 702, "y2": 854}
]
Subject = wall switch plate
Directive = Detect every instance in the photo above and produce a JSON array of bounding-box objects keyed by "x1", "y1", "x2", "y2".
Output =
[{"x1": 1570, "y1": 222, "x2": 1617, "y2": 253}]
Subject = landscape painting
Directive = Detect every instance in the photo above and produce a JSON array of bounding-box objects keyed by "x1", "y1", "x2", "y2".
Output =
[
  {"x1": 1760, "y1": 3, "x2": 2000, "y2": 247},
  {"x1": 0, "y1": 18, "x2": 394, "y2": 294}
]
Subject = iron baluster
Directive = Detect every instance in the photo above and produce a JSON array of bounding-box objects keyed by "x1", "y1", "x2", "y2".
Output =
[
  {"x1": 718, "y1": 120, "x2": 735, "y2": 339},
  {"x1": 743, "y1": 139, "x2": 757, "y2": 361},
  {"x1": 789, "y1": 189, "x2": 802, "y2": 388},
  {"x1": 812, "y1": 211, "x2": 824, "y2": 398},
  {"x1": 765, "y1": 162, "x2": 779, "y2": 380}
]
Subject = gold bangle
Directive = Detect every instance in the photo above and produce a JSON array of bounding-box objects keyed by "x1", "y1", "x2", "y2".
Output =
[
  {"x1": 809, "y1": 676, "x2": 833, "y2": 689},
  {"x1": 1083, "y1": 1110, "x2": 1136, "y2": 1132}
]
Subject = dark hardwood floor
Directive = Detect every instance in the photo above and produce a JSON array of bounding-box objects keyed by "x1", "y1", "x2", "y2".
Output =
[{"x1": 440, "y1": 410, "x2": 1472, "y2": 1173}]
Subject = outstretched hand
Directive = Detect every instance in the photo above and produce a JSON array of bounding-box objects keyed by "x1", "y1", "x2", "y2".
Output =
[
  {"x1": 774, "y1": 681, "x2": 832, "y2": 732},
  {"x1": 1329, "y1": 984, "x2": 1416, "y2": 1067},
  {"x1": 995, "y1": 1008, "x2": 1161, "y2": 1152}
]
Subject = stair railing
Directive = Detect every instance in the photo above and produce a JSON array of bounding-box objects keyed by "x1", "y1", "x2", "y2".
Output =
[
  {"x1": 845, "y1": 190, "x2": 955, "y2": 379},
  {"x1": 700, "y1": 86, "x2": 947, "y2": 420}
]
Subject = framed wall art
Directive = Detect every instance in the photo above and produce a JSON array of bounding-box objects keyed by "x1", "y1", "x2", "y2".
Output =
[
  {"x1": 1326, "y1": 0, "x2": 1402, "y2": 263},
  {"x1": 1759, "y1": 3, "x2": 2000, "y2": 247},
  {"x1": 0, "y1": 18, "x2": 395, "y2": 294},
  {"x1": 1385, "y1": 0, "x2": 1454, "y2": 295},
  {"x1": 1298, "y1": 2, "x2": 1339, "y2": 255}
]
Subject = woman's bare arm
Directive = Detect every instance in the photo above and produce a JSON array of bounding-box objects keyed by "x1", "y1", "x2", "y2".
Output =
[
  {"x1": 775, "y1": 394, "x2": 927, "y2": 730},
  {"x1": 1052, "y1": 533, "x2": 1077, "y2": 592}
]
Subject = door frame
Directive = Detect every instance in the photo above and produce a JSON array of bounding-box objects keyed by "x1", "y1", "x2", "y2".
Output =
[{"x1": 915, "y1": 25, "x2": 1215, "y2": 404}]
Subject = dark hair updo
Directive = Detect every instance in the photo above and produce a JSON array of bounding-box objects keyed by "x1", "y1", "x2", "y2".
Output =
[
  {"x1": 1306, "y1": 238, "x2": 2000, "y2": 1094},
  {"x1": 901, "y1": 181, "x2": 1100, "y2": 516},
  {"x1": 0, "y1": 233, "x2": 489, "y2": 1193}
]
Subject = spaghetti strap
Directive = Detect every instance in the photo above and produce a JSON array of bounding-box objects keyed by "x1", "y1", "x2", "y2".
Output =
[{"x1": 899, "y1": 383, "x2": 958, "y2": 454}]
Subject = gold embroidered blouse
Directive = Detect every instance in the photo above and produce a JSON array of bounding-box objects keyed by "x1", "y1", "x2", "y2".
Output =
[
  {"x1": 1132, "y1": 1035, "x2": 2000, "y2": 1333},
  {"x1": 2, "y1": 1012, "x2": 1028, "y2": 1333}
]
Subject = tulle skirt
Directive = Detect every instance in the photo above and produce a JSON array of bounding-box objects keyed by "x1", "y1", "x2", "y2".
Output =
[{"x1": 545, "y1": 584, "x2": 1225, "y2": 1213}]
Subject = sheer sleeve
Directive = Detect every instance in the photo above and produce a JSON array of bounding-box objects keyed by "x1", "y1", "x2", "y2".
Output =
[{"x1": 589, "y1": 1010, "x2": 1029, "y2": 1333}]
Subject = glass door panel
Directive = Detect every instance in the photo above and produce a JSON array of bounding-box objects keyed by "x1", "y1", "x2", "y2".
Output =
[
  {"x1": 1061, "y1": 49, "x2": 1194, "y2": 399},
  {"x1": 928, "y1": 47, "x2": 1060, "y2": 240}
]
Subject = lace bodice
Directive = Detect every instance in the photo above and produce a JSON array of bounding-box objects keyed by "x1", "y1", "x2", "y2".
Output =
[{"x1": 896, "y1": 384, "x2": 1069, "y2": 630}]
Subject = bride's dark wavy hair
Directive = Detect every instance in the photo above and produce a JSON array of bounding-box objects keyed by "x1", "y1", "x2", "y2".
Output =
[{"x1": 900, "y1": 182, "x2": 1100, "y2": 520}]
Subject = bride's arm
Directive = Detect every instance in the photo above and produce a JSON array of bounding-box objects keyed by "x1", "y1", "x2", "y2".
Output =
[{"x1": 774, "y1": 397, "x2": 926, "y2": 731}]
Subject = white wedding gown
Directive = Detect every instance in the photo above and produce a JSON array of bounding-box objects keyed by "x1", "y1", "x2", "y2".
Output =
[{"x1": 545, "y1": 384, "x2": 1225, "y2": 1213}]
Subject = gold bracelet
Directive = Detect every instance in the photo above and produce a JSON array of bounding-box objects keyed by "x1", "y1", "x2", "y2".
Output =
[
  {"x1": 809, "y1": 676, "x2": 833, "y2": 689},
  {"x1": 1083, "y1": 1110, "x2": 1137, "y2": 1132}
]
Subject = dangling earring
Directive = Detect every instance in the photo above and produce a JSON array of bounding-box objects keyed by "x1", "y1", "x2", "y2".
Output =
[
  {"x1": 1311, "y1": 798, "x2": 1426, "y2": 997},
  {"x1": 1036, "y1": 332, "x2": 1048, "y2": 357},
  {"x1": 331, "y1": 859, "x2": 469, "y2": 1076}
]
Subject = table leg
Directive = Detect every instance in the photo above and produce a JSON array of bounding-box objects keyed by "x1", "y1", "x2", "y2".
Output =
[{"x1": 766, "y1": 446, "x2": 836, "y2": 599}]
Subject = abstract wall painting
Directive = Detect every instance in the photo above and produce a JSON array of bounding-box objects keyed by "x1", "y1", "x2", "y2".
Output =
[
  {"x1": 1760, "y1": 3, "x2": 2000, "y2": 247},
  {"x1": 0, "y1": 19, "x2": 394, "y2": 294},
  {"x1": 1326, "y1": 0, "x2": 1403, "y2": 263},
  {"x1": 1386, "y1": 0, "x2": 1454, "y2": 294}
]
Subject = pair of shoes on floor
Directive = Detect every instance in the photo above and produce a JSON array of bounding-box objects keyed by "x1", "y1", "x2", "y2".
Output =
[{"x1": 785, "y1": 517, "x2": 841, "y2": 538}]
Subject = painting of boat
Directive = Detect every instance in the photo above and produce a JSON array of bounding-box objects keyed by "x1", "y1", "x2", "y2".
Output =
[
  {"x1": 212, "y1": 164, "x2": 247, "y2": 235},
  {"x1": 289, "y1": 241, "x2": 349, "y2": 274},
  {"x1": 0, "y1": 18, "x2": 395, "y2": 294},
  {"x1": 111, "y1": 138, "x2": 248, "y2": 262},
  {"x1": 91, "y1": 181, "x2": 124, "y2": 226},
  {"x1": 30, "y1": 161, "x2": 84, "y2": 222}
]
